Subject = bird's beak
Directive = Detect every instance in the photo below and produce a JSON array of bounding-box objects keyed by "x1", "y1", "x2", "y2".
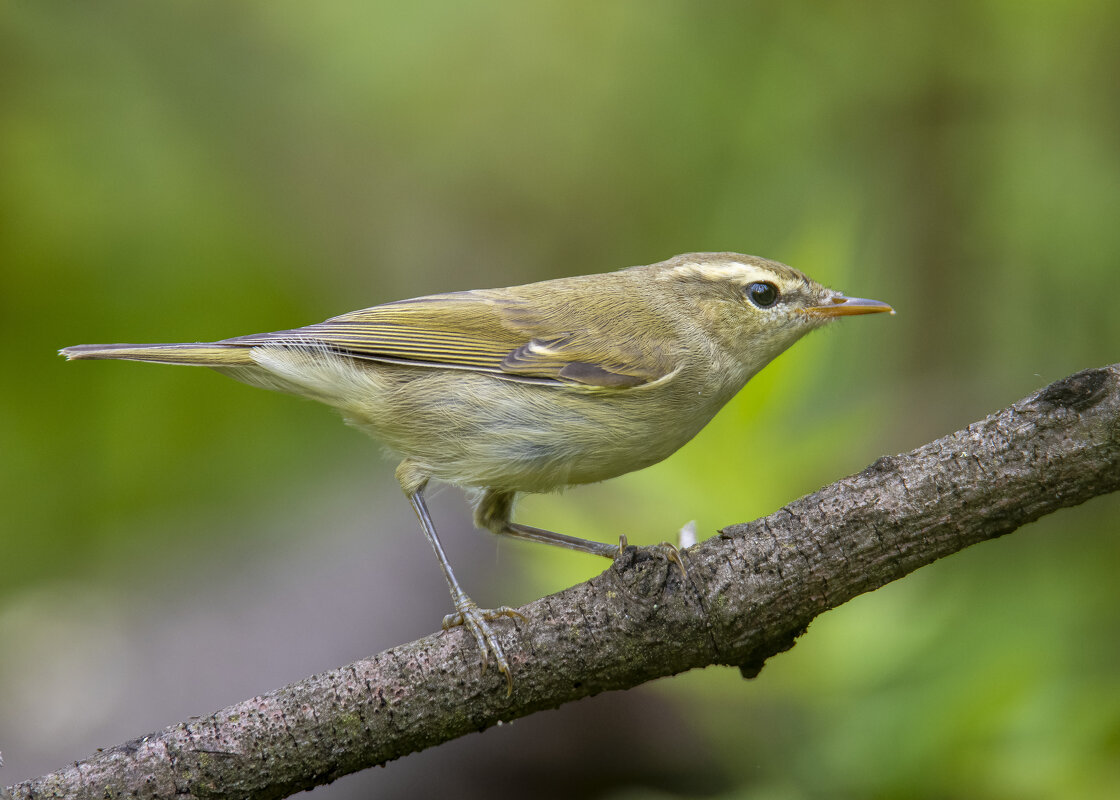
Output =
[{"x1": 800, "y1": 295, "x2": 895, "y2": 318}]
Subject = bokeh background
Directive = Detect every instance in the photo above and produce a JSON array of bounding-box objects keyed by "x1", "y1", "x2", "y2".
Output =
[{"x1": 3, "y1": 2, "x2": 1119, "y2": 798}]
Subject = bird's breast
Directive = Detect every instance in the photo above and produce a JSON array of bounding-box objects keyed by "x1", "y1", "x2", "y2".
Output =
[{"x1": 337, "y1": 363, "x2": 735, "y2": 493}]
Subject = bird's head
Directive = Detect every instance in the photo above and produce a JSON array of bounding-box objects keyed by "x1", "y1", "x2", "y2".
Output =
[{"x1": 647, "y1": 252, "x2": 893, "y2": 379}]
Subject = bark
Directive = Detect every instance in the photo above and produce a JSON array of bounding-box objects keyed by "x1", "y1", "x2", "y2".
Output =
[{"x1": 9, "y1": 364, "x2": 1120, "y2": 800}]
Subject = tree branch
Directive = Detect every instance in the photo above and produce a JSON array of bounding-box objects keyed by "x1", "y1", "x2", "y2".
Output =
[{"x1": 10, "y1": 364, "x2": 1120, "y2": 800}]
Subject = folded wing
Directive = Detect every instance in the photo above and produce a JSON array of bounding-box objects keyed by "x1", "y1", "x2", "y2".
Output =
[{"x1": 223, "y1": 288, "x2": 677, "y2": 390}]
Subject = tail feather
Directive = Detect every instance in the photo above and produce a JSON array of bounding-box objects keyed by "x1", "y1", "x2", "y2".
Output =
[{"x1": 59, "y1": 342, "x2": 255, "y2": 366}]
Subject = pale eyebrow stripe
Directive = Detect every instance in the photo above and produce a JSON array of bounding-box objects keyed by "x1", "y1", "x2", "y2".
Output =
[{"x1": 664, "y1": 261, "x2": 758, "y2": 282}]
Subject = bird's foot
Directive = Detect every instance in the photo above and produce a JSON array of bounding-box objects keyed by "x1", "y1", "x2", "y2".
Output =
[
  {"x1": 442, "y1": 597, "x2": 526, "y2": 695},
  {"x1": 616, "y1": 534, "x2": 688, "y2": 577}
]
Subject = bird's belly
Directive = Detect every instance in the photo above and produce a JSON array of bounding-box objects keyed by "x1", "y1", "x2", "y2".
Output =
[{"x1": 339, "y1": 367, "x2": 720, "y2": 494}]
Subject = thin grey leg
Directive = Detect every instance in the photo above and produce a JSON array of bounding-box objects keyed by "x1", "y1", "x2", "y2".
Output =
[
  {"x1": 408, "y1": 487, "x2": 523, "y2": 693},
  {"x1": 474, "y1": 488, "x2": 686, "y2": 574},
  {"x1": 502, "y1": 521, "x2": 622, "y2": 558}
]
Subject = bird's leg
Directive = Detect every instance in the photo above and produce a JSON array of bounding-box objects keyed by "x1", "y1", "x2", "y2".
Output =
[
  {"x1": 401, "y1": 474, "x2": 523, "y2": 694},
  {"x1": 475, "y1": 489, "x2": 686, "y2": 575}
]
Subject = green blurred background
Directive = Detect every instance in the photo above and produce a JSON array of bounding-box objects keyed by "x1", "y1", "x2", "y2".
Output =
[{"x1": 3, "y1": 1, "x2": 1119, "y2": 797}]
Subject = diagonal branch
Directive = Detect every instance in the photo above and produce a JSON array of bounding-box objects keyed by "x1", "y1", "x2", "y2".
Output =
[{"x1": 10, "y1": 364, "x2": 1120, "y2": 800}]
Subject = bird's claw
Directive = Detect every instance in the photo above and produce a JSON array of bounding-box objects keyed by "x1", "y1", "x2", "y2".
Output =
[
  {"x1": 616, "y1": 534, "x2": 688, "y2": 577},
  {"x1": 656, "y1": 540, "x2": 688, "y2": 577},
  {"x1": 617, "y1": 533, "x2": 629, "y2": 555},
  {"x1": 442, "y1": 599, "x2": 525, "y2": 695}
]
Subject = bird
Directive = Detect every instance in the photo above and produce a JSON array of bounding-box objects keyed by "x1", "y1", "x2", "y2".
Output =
[{"x1": 61, "y1": 251, "x2": 893, "y2": 691}]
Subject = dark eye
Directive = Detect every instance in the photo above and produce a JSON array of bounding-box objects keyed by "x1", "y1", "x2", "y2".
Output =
[{"x1": 746, "y1": 281, "x2": 780, "y2": 308}]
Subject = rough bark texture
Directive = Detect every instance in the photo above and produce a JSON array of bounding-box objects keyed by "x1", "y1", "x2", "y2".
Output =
[{"x1": 10, "y1": 365, "x2": 1120, "y2": 799}]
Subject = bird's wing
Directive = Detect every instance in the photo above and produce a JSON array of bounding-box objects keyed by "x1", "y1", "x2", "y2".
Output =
[{"x1": 222, "y1": 288, "x2": 677, "y2": 389}]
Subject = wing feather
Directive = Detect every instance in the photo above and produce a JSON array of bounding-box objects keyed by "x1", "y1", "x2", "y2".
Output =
[{"x1": 222, "y1": 280, "x2": 680, "y2": 389}]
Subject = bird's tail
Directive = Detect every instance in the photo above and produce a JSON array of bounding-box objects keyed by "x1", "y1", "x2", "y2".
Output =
[{"x1": 59, "y1": 342, "x2": 255, "y2": 366}]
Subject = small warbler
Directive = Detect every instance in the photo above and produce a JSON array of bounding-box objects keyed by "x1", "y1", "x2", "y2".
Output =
[{"x1": 62, "y1": 252, "x2": 892, "y2": 689}]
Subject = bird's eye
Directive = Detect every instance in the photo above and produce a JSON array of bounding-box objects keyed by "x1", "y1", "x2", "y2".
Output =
[{"x1": 746, "y1": 281, "x2": 780, "y2": 308}]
